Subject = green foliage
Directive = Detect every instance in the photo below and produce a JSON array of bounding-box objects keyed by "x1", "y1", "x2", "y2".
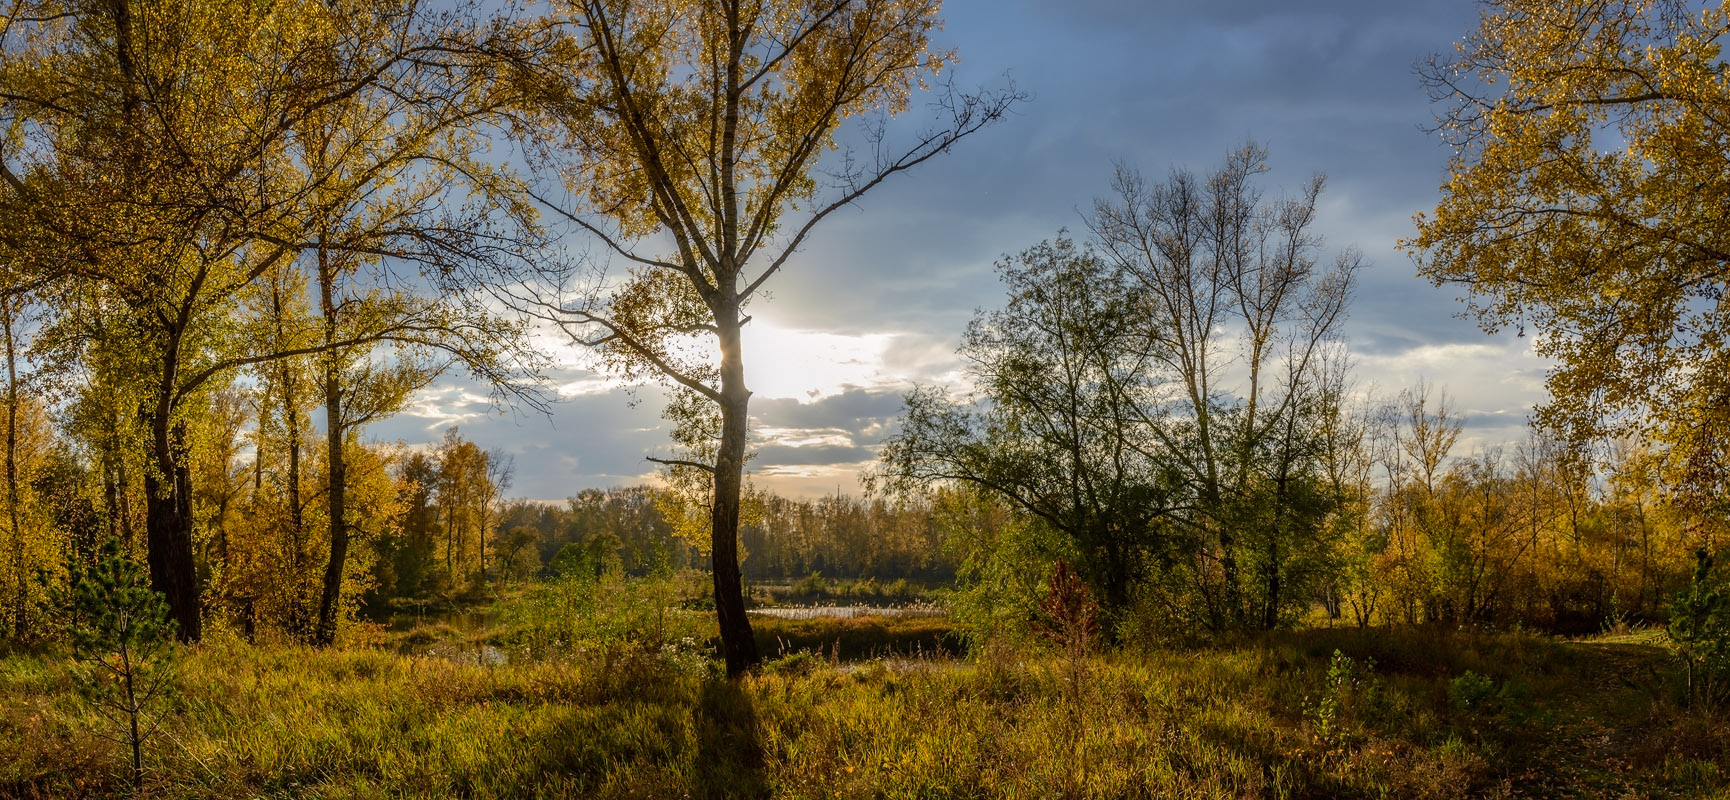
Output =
[
  {"x1": 1669, "y1": 547, "x2": 1730, "y2": 710},
  {"x1": 549, "y1": 542, "x2": 596, "y2": 581},
  {"x1": 929, "y1": 487, "x2": 1059, "y2": 651},
  {"x1": 63, "y1": 540, "x2": 179, "y2": 788},
  {"x1": 1305, "y1": 649, "x2": 1381, "y2": 751},
  {"x1": 758, "y1": 650, "x2": 821, "y2": 677},
  {"x1": 1448, "y1": 670, "x2": 1497, "y2": 713},
  {"x1": 879, "y1": 236, "x2": 1172, "y2": 620},
  {"x1": 884, "y1": 149, "x2": 1359, "y2": 636},
  {"x1": 791, "y1": 571, "x2": 829, "y2": 598}
]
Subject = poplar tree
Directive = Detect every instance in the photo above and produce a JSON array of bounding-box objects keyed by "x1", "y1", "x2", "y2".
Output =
[
  {"x1": 511, "y1": 0, "x2": 1018, "y2": 676},
  {"x1": 1412, "y1": 0, "x2": 1730, "y2": 496}
]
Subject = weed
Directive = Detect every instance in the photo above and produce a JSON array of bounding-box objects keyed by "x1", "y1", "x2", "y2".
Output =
[{"x1": 1303, "y1": 649, "x2": 1379, "y2": 752}]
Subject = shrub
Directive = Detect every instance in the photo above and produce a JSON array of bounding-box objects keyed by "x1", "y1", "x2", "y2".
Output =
[
  {"x1": 1035, "y1": 560, "x2": 1098, "y2": 695},
  {"x1": 1449, "y1": 670, "x2": 1497, "y2": 712},
  {"x1": 793, "y1": 571, "x2": 829, "y2": 598},
  {"x1": 1305, "y1": 649, "x2": 1380, "y2": 751}
]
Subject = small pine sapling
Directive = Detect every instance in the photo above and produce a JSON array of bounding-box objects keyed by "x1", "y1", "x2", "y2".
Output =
[
  {"x1": 65, "y1": 540, "x2": 180, "y2": 789},
  {"x1": 1669, "y1": 547, "x2": 1730, "y2": 711}
]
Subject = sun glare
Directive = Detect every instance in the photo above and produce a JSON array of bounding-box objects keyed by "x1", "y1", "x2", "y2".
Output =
[{"x1": 740, "y1": 318, "x2": 897, "y2": 402}]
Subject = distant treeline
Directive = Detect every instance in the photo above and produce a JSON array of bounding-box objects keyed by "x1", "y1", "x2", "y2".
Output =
[
  {"x1": 0, "y1": 402, "x2": 957, "y2": 647},
  {"x1": 473, "y1": 486, "x2": 954, "y2": 588}
]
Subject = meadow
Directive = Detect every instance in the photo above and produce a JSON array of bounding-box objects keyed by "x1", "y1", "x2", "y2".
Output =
[{"x1": 3, "y1": 588, "x2": 1724, "y2": 800}]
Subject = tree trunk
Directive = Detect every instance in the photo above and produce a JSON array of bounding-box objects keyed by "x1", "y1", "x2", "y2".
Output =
[
  {"x1": 144, "y1": 417, "x2": 201, "y2": 643},
  {"x1": 116, "y1": 436, "x2": 134, "y2": 546},
  {"x1": 4, "y1": 300, "x2": 24, "y2": 639},
  {"x1": 103, "y1": 439, "x2": 123, "y2": 547},
  {"x1": 313, "y1": 247, "x2": 348, "y2": 647},
  {"x1": 283, "y1": 379, "x2": 303, "y2": 567},
  {"x1": 711, "y1": 309, "x2": 759, "y2": 677},
  {"x1": 1262, "y1": 540, "x2": 1281, "y2": 630}
]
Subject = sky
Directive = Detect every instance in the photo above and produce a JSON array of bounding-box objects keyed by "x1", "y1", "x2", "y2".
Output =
[{"x1": 371, "y1": 0, "x2": 1556, "y2": 502}]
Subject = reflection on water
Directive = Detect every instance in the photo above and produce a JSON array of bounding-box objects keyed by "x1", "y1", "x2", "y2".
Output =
[{"x1": 747, "y1": 605, "x2": 945, "y2": 620}]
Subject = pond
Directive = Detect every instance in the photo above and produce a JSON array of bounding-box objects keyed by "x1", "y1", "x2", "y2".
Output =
[
  {"x1": 747, "y1": 605, "x2": 946, "y2": 620},
  {"x1": 415, "y1": 641, "x2": 510, "y2": 666}
]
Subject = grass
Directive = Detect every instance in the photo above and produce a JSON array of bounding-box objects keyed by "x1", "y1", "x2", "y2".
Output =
[{"x1": 3, "y1": 622, "x2": 1727, "y2": 798}]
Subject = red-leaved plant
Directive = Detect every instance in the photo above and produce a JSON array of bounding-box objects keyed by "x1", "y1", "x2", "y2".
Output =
[{"x1": 1036, "y1": 560, "x2": 1098, "y2": 692}]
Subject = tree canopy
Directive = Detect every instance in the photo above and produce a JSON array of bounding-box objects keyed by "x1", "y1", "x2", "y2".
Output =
[
  {"x1": 1410, "y1": 0, "x2": 1730, "y2": 500},
  {"x1": 510, "y1": 0, "x2": 1019, "y2": 675}
]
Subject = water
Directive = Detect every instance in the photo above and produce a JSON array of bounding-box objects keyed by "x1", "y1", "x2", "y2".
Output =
[
  {"x1": 747, "y1": 605, "x2": 946, "y2": 620},
  {"x1": 414, "y1": 641, "x2": 509, "y2": 666}
]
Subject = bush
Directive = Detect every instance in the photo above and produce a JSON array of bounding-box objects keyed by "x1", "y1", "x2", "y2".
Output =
[
  {"x1": 792, "y1": 571, "x2": 829, "y2": 598},
  {"x1": 1304, "y1": 649, "x2": 1380, "y2": 751},
  {"x1": 1448, "y1": 670, "x2": 1497, "y2": 712}
]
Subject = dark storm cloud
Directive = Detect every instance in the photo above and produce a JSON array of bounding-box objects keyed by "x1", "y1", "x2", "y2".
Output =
[{"x1": 762, "y1": 0, "x2": 1488, "y2": 361}]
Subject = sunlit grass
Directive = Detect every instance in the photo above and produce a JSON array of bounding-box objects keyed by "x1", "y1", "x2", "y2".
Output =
[{"x1": 1, "y1": 626, "x2": 1723, "y2": 798}]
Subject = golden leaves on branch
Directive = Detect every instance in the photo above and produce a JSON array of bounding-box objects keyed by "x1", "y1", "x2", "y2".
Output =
[{"x1": 1410, "y1": 0, "x2": 1730, "y2": 501}]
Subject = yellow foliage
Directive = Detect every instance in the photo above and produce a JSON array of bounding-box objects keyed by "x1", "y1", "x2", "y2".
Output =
[{"x1": 1409, "y1": 0, "x2": 1730, "y2": 503}]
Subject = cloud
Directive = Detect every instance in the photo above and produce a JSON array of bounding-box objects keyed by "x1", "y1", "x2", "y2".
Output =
[
  {"x1": 751, "y1": 388, "x2": 909, "y2": 433},
  {"x1": 371, "y1": 0, "x2": 1556, "y2": 501},
  {"x1": 753, "y1": 444, "x2": 876, "y2": 468}
]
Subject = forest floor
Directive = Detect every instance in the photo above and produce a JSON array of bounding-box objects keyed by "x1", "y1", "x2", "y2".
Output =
[{"x1": 2, "y1": 615, "x2": 1726, "y2": 799}]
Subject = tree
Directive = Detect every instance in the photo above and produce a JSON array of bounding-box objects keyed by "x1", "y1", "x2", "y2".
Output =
[
  {"x1": 434, "y1": 428, "x2": 489, "y2": 584},
  {"x1": 512, "y1": 0, "x2": 1019, "y2": 675},
  {"x1": 476, "y1": 449, "x2": 515, "y2": 586},
  {"x1": 1410, "y1": 0, "x2": 1730, "y2": 495},
  {"x1": 883, "y1": 147, "x2": 1358, "y2": 633},
  {"x1": 1670, "y1": 546, "x2": 1730, "y2": 710},
  {"x1": 63, "y1": 541, "x2": 178, "y2": 789},
  {"x1": 4, "y1": 296, "x2": 27, "y2": 637},
  {"x1": 495, "y1": 525, "x2": 542, "y2": 588},
  {"x1": 1088, "y1": 144, "x2": 1358, "y2": 629},
  {"x1": 877, "y1": 236, "x2": 1172, "y2": 616},
  {"x1": 0, "y1": 0, "x2": 544, "y2": 644},
  {"x1": 386, "y1": 451, "x2": 445, "y2": 598}
]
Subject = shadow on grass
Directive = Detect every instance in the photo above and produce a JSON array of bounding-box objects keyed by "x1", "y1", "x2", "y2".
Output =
[{"x1": 695, "y1": 679, "x2": 768, "y2": 800}]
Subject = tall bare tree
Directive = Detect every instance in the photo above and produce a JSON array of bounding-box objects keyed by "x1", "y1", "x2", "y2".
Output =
[{"x1": 1088, "y1": 144, "x2": 1358, "y2": 628}]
